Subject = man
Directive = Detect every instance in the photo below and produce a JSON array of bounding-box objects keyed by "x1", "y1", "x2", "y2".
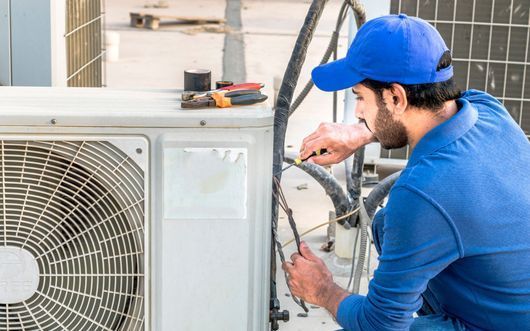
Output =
[{"x1": 282, "y1": 14, "x2": 530, "y2": 330}]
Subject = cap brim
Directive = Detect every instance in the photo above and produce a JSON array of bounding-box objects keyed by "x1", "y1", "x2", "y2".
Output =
[{"x1": 311, "y1": 58, "x2": 364, "y2": 92}]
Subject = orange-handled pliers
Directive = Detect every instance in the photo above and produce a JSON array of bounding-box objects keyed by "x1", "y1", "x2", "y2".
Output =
[{"x1": 181, "y1": 89, "x2": 268, "y2": 108}]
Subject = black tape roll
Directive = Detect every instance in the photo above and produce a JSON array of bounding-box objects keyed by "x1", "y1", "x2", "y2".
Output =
[
  {"x1": 184, "y1": 69, "x2": 211, "y2": 92},
  {"x1": 215, "y1": 81, "x2": 234, "y2": 89}
]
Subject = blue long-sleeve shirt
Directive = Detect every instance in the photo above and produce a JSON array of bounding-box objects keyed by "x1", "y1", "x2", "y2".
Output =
[{"x1": 337, "y1": 90, "x2": 530, "y2": 330}]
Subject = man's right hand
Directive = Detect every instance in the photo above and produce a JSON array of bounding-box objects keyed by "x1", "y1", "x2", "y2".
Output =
[{"x1": 299, "y1": 122, "x2": 375, "y2": 166}]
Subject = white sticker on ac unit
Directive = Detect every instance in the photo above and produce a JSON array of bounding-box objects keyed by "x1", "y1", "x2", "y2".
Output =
[{"x1": 163, "y1": 147, "x2": 247, "y2": 219}]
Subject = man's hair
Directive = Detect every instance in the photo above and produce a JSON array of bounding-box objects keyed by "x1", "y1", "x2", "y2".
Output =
[{"x1": 361, "y1": 51, "x2": 461, "y2": 111}]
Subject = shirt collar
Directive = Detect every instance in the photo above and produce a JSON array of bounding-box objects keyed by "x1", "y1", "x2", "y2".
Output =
[{"x1": 407, "y1": 96, "x2": 478, "y2": 167}]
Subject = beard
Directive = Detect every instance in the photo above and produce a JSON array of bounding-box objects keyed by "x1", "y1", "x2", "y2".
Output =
[{"x1": 372, "y1": 99, "x2": 408, "y2": 150}]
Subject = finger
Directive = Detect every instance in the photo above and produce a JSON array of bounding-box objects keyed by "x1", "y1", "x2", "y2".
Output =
[
  {"x1": 308, "y1": 154, "x2": 335, "y2": 166},
  {"x1": 301, "y1": 131, "x2": 320, "y2": 149},
  {"x1": 290, "y1": 252, "x2": 302, "y2": 264},
  {"x1": 300, "y1": 134, "x2": 325, "y2": 158},
  {"x1": 299, "y1": 241, "x2": 319, "y2": 261},
  {"x1": 282, "y1": 261, "x2": 294, "y2": 272},
  {"x1": 288, "y1": 279, "x2": 298, "y2": 293},
  {"x1": 301, "y1": 130, "x2": 318, "y2": 147},
  {"x1": 317, "y1": 122, "x2": 332, "y2": 131},
  {"x1": 313, "y1": 148, "x2": 355, "y2": 166},
  {"x1": 302, "y1": 144, "x2": 329, "y2": 161},
  {"x1": 309, "y1": 151, "x2": 343, "y2": 166}
]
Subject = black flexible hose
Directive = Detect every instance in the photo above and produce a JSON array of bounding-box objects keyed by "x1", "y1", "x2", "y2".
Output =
[
  {"x1": 289, "y1": 0, "x2": 366, "y2": 116},
  {"x1": 272, "y1": 0, "x2": 328, "y2": 238},
  {"x1": 289, "y1": 1, "x2": 348, "y2": 115},
  {"x1": 289, "y1": 31, "x2": 339, "y2": 115},
  {"x1": 270, "y1": 0, "x2": 328, "y2": 328},
  {"x1": 349, "y1": 147, "x2": 364, "y2": 209},
  {"x1": 283, "y1": 155, "x2": 353, "y2": 227},
  {"x1": 364, "y1": 170, "x2": 402, "y2": 220},
  {"x1": 272, "y1": 0, "x2": 328, "y2": 237},
  {"x1": 350, "y1": 0, "x2": 366, "y2": 27},
  {"x1": 270, "y1": 1, "x2": 368, "y2": 328}
]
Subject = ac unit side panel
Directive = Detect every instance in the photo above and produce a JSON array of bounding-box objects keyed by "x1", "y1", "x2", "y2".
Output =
[
  {"x1": 0, "y1": 0, "x2": 10, "y2": 86},
  {"x1": 248, "y1": 127, "x2": 274, "y2": 331},
  {"x1": 10, "y1": 0, "x2": 52, "y2": 86},
  {"x1": 154, "y1": 128, "x2": 272, "y2": 331}
]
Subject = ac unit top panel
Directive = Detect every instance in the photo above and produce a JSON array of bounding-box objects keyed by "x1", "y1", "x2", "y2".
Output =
[{"x1": 0, "y1": 87, "x2": 273, "y2": 128}]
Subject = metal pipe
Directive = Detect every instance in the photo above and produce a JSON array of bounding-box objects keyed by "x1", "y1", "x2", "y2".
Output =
[{"x1": 343, "y1": 7, "x2": 358, "y2": 195}]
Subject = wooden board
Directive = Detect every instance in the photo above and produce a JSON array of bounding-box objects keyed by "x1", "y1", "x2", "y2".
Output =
[{"x1": 130, "y1": 12, "x2": 225, "y2": 30}]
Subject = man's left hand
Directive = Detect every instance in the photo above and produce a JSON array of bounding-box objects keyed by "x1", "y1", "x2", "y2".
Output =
[{"x1": 282, "y1": 241, "x2": 350, "y2": 316}]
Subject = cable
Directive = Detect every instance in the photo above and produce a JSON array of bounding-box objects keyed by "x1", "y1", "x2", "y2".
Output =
[
  {"x1": 270, "y1": 2, "x2": 367, "y2": 327},
  {"x1": 281, "y1": 207, "x2": 359, "y2": 248},
  {"x1": 273, "y1": 177, "x2": 309, "y2": 313},
  {"x1": 366, "y1": 228, "x2": 373, "y2": 284},
  {"x1": 280, "y1": 203, "x2": 374, "y2": 293},
  {"x1": 350, "y1": 199, "x2": 368, "y2": 293},
  {"x1": 289, "y1": 0, "x2": 366, "y2": 116},
  {"x1": 289, "y1": 1, "x2": 349, "y2": 115}
]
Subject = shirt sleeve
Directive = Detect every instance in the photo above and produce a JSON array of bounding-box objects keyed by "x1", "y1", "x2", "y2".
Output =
[{"x1": 336, "y1": 185, "x2": 463, "y2": 331}]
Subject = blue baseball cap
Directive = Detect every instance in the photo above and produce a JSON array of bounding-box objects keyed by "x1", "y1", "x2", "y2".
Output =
[{"x1": 311, "y1": 14, "x2": 453, "y2": 92}]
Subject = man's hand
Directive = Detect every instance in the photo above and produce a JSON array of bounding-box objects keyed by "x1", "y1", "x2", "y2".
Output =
[
  {"x1": 282, "y1": 242, "x2": 350, "y2": 317},
  {"x1": 299, "y1": 122, "x2": 375, "y2": 166}
]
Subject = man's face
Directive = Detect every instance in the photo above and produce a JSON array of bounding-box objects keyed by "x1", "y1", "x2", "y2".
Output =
[{"x1": 352, "y1": 84, "x2": 408, "y2": 149}]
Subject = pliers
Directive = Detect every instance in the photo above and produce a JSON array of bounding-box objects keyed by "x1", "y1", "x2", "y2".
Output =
[
  {"x1": 181, "y1": 82, "x2": 264, "y2": 101},
  {"x1": 181, "y1": 89, "x2": 268, "y2": 108}
]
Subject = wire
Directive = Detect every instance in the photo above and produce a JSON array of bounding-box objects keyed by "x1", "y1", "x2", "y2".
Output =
[
  {"x1": 366, "y1": 228, "x2": 373, "y2": 284},
  {"x1": 281, "y1": 207, "x2": 360, "y2": 248},
  {"x1": 273, "y1": 177, "x2": 309, "y2": 313},
  {"x1": 346, "y1": 225, "x2": 361, "y2": 291}
]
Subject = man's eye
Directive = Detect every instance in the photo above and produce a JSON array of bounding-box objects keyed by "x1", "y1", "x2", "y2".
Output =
[{"x1": 355, "y1": 97, "x2": 363, "y2": 101}]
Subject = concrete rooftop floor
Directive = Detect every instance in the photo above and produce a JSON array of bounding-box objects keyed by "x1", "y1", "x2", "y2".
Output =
[{"x1": 105, "y1": 0, "x2": 395, "y2": 330}]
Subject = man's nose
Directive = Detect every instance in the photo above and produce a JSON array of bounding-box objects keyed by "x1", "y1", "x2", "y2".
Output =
[{"x1": 355, "y1": 106, "x2": 364, "y2": 119}]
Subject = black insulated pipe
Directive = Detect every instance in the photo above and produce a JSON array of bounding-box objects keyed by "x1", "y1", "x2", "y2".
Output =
[
  {"x1": 270, "y1": 0, "x2": 328, "y2": 329},
  {"x1": 364, "y1": 170, "x2": 402, "y2": 220},
  {"x1": 283, "y1": 155, "x2": 352, "y2": 227}
]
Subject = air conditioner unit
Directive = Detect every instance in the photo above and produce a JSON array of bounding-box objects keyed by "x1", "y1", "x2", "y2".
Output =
[
  {"x1": 0, "y1": 0, "x2": 104, "y2": 87},
  {"x1": 362, "y1": 0, "x2": 530, "y2": 164},
  {"x1": 0, "y1": 87, "x2": 273, "y2": 331}
]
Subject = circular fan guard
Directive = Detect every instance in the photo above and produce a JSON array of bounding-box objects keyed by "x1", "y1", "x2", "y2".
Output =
[{"x1": 0, "y1": 141, "x2": 145, "y2": 331}]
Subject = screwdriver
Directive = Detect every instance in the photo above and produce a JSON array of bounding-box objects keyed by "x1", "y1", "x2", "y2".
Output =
[{"x1": 275, "y1": 148, "x2": 328, "y2": 175}]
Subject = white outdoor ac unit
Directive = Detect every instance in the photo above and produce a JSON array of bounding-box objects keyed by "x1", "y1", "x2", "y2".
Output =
[{"x1": 0, "y1": 87, "x2": 273, "y2": 331}]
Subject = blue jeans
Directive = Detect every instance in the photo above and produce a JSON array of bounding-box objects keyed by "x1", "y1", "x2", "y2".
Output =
[{"x1": 370, "y1": 209, "x2": 467, "y2": 331}]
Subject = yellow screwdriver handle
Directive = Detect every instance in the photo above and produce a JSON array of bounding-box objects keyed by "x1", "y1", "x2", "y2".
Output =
[{"x1": 294, "y1": 148, "x2": 328, "y2": 164}]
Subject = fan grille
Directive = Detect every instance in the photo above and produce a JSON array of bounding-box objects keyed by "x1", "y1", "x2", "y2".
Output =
[{"x1": 0, "y1": 141, "x2": 145, "y2": 331}]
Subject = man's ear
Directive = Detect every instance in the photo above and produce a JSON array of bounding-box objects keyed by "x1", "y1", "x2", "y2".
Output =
[{"x1": 384, "y1": 84, "x2": 408, "y2": 115}]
